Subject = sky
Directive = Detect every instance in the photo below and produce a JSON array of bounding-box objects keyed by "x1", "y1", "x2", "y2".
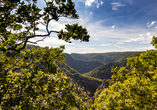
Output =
[{"x1": 32, "y1": 0, "x2": 157, "y2": 53}]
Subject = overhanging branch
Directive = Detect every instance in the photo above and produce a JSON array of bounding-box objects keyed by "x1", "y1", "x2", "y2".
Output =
[{"x1": 6, "y1": 30, "x2": 59, "y2": 52}]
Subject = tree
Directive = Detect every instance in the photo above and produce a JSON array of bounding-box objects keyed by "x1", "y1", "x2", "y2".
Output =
[
  {"x1": 0, "y1": 0, "x2": 90, "y2": 109},
  {"x1": 94, "y1": 37, "x2": 157, "y2": 109}
]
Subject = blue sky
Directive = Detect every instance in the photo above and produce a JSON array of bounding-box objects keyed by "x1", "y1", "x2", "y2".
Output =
[{"x1": 32, "y1": 0, "x2": 157, "y2": 53}]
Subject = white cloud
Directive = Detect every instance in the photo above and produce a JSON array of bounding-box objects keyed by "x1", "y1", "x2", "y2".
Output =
[
  {"x1": 85, "y1": 0, "x2": 95, "y2": 6},
  {"x1": 100, "y1": 1, "x2": 103, "y2": 5},
  {"x1": 35, "y1": 31, "x2": 47, "y2": 35},
  {"x1": 64, "y1": 46, "x2": 97, "y2": 53},
  {"x1": 100, "y1": 44, "x2": 112, "y2": 46},
  {"x1": 112, "y1": 25, "x2": 115, "y2": 28},
  {"x1": 147, "y1": 32, "x2": 151, "y2": 36},
  {"x1": 34, "y1": 14, "x2": 157, "y2": 53},
  {"x1": 113, "y1": 42, "x2": 124, "y2": 46},
  {"x1": 111, "y1": 2, "x2": 125, "y2": 11},
  {"x1": 147, "y1": 21, "x2": 156, "y2": 28},
  {"x1": 139, "y1": 34, "x2": 143, "y2": 36},
  {"x1": 113, "y1": 45, "x2": 154, "y2": 52},
  {"x1": 90, "y1": 12, "x2": 92, "y2": 14},
  {"x1": 79, "y1": 0, "x2": 103, "y2": 8},
  {"x1": 96, "y1": 1, "x2": 103, "y2": 8},
  {"x1": 113, "y1": 31, "x2": 153, "y2": 45},
  {"x1": 116, "y1": 45, "x2": 128, "y2": 50},
  {"x1": 29, "y1": 36, "x2": 74, "y2": 47}
]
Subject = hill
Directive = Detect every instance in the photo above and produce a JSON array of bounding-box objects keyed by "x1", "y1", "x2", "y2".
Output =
[
  {"x1": 65, "y1": 53, "x2": 104, "y2": 74},
  {"x1": 83, "y1": 59, "x2": 127, "y2": 80},
  {"x1": 83, "y1": 53, "x2": 142, "y2": 80},
  {"x1": 70, "y1": 52, "x2": 143, "y2": 64},
  {"x1": 58, "y1": 63, "x2": 108, "y2": 96}
]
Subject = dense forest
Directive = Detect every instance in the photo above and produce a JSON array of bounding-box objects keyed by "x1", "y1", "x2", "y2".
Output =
[{"x1": 1, "y1": 0, "x2": 157, "y2": 109}]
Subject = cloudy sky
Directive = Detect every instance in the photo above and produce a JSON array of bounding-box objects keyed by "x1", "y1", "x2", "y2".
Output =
[{"x1": 32, "y1": 0, "x2": 157, "y2": 53}]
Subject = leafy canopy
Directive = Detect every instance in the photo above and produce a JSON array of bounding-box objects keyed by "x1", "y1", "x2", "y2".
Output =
[
  {"x1": 94, "y1": 36, "x2": 157, "y2": 110},
  {"x1": 0, "y1": 0, "x2": 90, "y2": 109}
]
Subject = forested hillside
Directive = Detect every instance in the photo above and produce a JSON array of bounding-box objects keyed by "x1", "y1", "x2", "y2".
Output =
[
  {"x1": 83, "y1": 53, "x2": 142, "y2": 80},
  {"x1": 70, "y1": 52, "x2": 143, "y2": 64},
  {"x1": 83, "y1": 59, "x2": 127, "y2": 79},
  {"x1": 94, "y1": 39, "x2": 157, "y2": 109},
  {"x1": 58, "y1": 63, "x2": 104, "y2": 96},
  {"x1": 65, "y1": 53, "x2": 104, "y2": 74}
]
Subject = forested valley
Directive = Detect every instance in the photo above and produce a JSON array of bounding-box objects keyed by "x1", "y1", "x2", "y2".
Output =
[
  {"x1": 1, "y1": 0, "x2": 157, "y2": 109},
  {"x1": 26, "y1": 45, "x2": 144, "y2": 106}
]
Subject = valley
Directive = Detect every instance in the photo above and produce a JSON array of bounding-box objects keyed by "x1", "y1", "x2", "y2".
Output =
[{"x1": 62, "y1": 51, "x2": 142, "y2": 98}]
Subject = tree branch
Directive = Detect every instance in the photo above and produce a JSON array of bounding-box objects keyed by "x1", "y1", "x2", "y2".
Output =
[
  {"x1": 27, "y1": 37, "x2": 47, "y2": 44},
  {"x1": 39, "y1": 21, "x2": 46, "y2": 26},
  {"x1": 6, "y1": 29, "x2": 59, "y2": 52}
]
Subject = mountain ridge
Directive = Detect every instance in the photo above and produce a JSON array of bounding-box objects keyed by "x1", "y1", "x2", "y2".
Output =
[
  {"x1": 65, "y1": 53, "x2": 104, "y2": 74},
  {"x1": 83, "y1": 59, "x2": 127, "y2": 80},
  {"x1": 70, "y1": 51, "x2": 143, "y2": 64}
]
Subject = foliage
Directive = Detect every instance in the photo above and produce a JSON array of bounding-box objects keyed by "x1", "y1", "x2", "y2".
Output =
[
  {"x1": 0, "y1": 0, "x2": 90, "y2": 109},
  {"x1": 93, "y1": 79, "x2": 111, "y2": 99},
  {"x1": 58, "y1": 63, "x2": 102, "y2": 96},
  {"x1": 94, "y1": 37, "x2": 157, "y2": 109},
  {"x1": 70, "y1": 80, "x2": 93, "y2": 105},
  {"x1": 0, "y1": 47, "x2": 86, "y2": 109}
]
